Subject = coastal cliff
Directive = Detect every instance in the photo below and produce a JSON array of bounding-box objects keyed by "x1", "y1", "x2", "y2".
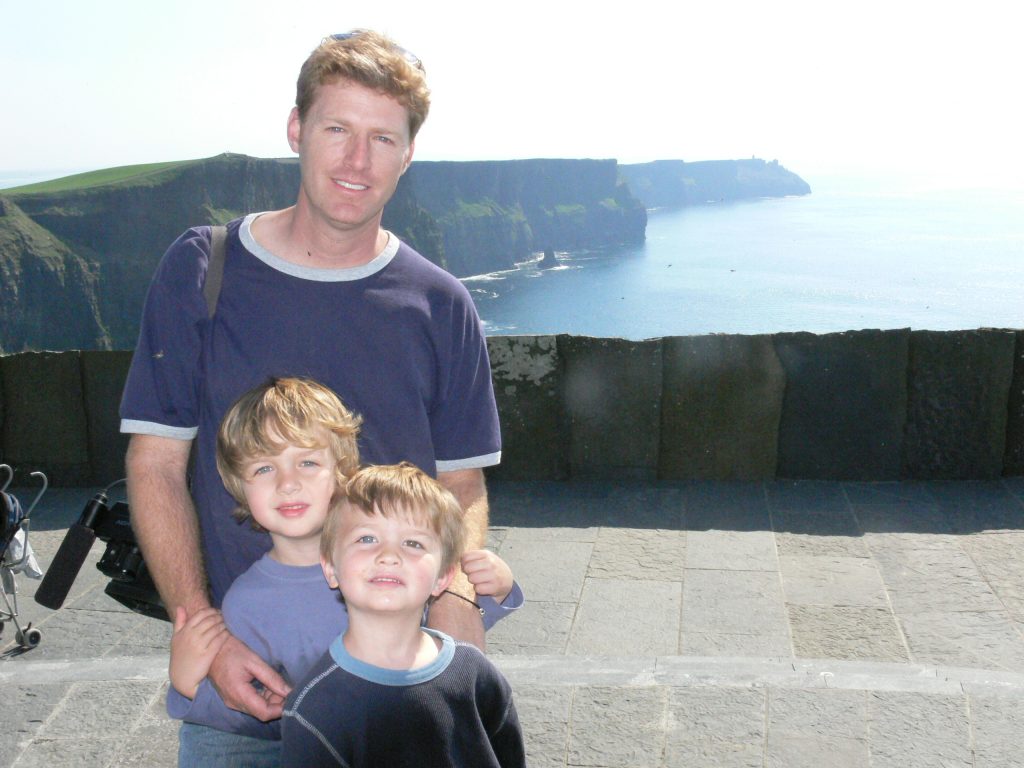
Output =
[
  {"x1": 619, "y1": 158, "x2": 811, "y2": 208},
  {"x1": 400, "y1": 159, "x2": 647, "y2": 275},
  {"x1": 1, "y1": 154, "x2": 647, "y2": 351},
  {"x1": 1, "y1": 154, "x2": 808, "y2": 353}
]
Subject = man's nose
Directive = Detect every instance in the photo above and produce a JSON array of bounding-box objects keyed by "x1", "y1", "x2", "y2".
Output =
[
  {"x1": 376, "y1": 542, "x2": 401, "y2": 563},
  {"x1": 342, "y1": 136, "x2": 371, "y2": 170}
]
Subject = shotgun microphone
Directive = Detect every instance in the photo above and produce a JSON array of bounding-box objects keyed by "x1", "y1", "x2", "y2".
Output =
[{"x1": 34, "y1": 492, "x2": 106, "y2": 610}]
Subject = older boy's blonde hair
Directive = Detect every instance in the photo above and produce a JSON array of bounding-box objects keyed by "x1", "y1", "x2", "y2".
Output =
[
  {"x1": 216, "y1": 377, "x2": 362, "y2": 523},
  {"x1": 320, "y1": 462, "x2": 465, "y2": 574},
  {"x1": 296, "y1": 29, "x2": 431, "y2": 139}
]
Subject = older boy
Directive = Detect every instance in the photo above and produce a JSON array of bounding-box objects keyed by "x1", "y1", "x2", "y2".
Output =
[
  {"x1": 282, "y1": 463, "x2": 526, "y2": 768},
  {"x1": 169, "y1": 379, "x2": 521, "y2": 767}
]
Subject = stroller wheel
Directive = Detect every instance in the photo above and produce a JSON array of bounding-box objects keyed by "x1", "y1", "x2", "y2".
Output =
[{"x1": 16, "y1": 625, "x2": 41, "y2": 649}]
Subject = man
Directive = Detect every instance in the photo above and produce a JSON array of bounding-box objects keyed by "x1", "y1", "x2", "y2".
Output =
[{"x1": 120, "y1": 30, "x2": 500, "y2": 759}]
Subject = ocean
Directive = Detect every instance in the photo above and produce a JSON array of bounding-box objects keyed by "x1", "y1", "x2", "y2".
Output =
[{"x1": 463, "y1": 176, "x2": 1024, "y2": 339}]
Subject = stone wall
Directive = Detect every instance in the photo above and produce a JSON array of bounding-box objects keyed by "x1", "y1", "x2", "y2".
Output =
[{"x1": 1, "y1": 329, "x2": 1021, "y2": 486}]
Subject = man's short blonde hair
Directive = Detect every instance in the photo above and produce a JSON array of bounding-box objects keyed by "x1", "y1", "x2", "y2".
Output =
[
  {"x1": 216, "y1": 377, "x2": 362, "y2": 522},
  {"x1": 296, "y1": 29, "x2": 431, "y2": 139},
  {"x1": 320, "y1": 462, "x2": 465, "y2": 575}
]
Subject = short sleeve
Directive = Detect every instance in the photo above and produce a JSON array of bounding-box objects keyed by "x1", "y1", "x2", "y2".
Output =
[
  {"x1": 429, "y1": 283, "x2": 501, "y2": 472},
  {"x1": 119, "y1": 227, "x2": 212, "y2": 438}
]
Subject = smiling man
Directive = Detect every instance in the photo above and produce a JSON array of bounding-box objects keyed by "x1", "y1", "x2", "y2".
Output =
[{"x1": 119, "y1": 30, "x2": 501, "y2": 767}]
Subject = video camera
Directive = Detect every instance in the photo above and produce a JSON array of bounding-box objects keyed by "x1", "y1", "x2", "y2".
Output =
[{"x1": 35, "y1": 481, "x2": 169, "y2": 621}]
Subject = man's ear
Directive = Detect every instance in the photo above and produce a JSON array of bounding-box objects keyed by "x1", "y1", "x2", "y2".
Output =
[
  {"x1": 287, "y1": 107, "x2": 302, "y2": 154},
  {"x1": 430, "y1": 564, "x2": 457, "y2": 598},
  {"x1": 321, "y1": 555, "x2": 340, "y2": 590}
]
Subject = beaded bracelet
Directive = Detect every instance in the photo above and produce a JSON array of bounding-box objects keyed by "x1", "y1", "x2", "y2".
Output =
[{"x1": 442, "y1": 589, "x2": 485, "y2": 616}]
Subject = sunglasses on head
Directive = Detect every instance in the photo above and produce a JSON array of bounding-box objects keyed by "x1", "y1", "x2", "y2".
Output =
[{"x1": 330, "y1": 32, "x2": 423, "y2": 70}]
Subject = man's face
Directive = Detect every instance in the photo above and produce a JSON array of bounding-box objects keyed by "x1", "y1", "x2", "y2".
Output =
[
  {"x1": 288, "y1": 79, "x2": 415, "y2": 236},
  {"x1": 322, "y1": 503, "x2": 453, "y2": 618}
]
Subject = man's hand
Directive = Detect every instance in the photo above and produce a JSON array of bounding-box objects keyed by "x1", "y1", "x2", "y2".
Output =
[
  {"x1": 169, "y1": 606, "x2": 229, "y2": 699},
  {"x1": 427, "y1": 589, "x2": 485, "y2": 650},
  {"x1": 207, "y1": 633, "x2": 292, "y2": 721}
]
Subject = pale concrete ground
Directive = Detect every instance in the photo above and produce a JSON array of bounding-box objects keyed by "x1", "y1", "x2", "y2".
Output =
[{"x1": 3, "y1": 480, "x2": 1024, "y2": 767}]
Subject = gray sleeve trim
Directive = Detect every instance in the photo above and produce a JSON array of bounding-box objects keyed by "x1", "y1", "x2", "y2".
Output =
[
  {"x1": 435, "y1": 451, "x2": 502, "y2": 474},
  {"x1": 119, "y1": 419, "x2": 197, "y2": 441}
]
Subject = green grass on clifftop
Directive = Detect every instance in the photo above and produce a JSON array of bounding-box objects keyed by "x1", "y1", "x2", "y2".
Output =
[{"x1": 5, "y1": 158, "x2": 201, "y2": 195}]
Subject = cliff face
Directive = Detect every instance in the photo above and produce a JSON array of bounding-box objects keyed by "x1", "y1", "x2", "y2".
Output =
[
  {"x1": 619, "y1": 158, "x2": 811, "y2": 208},
  {"x1": 0, "y1": 198, "x2": 109, "y2": 353},
  {"x1": 398, "y1": 159, "x2": 647, "y2": 275},
  {"x1": 2, "y1": 154, "x2": 645, "y2": 351}
]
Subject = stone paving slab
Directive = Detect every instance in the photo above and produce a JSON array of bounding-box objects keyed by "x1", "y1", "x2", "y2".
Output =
[{"x1": 3, "y1": 479, "x2": 1024, "y2": 767}]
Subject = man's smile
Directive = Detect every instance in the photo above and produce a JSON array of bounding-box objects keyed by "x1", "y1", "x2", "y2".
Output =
[{"x1": 334, "y1": 179, "x2": 369, "y2": 191}]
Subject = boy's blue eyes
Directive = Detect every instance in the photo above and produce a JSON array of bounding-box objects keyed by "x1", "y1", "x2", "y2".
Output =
[
  {"x1": 250, "y1": 458, "x2": 321, "y2": 475},
  {"x1": 354, "y1": 536, "x2": 426, "y2": 549}
]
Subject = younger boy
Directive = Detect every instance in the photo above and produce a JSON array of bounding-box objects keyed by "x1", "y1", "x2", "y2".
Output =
[
  {"x1": 281, "y1": 463, "x2": 526, "y2": 768},
  {"x1": 169, "y1": 378, "x2": 521, "y2": 767}
]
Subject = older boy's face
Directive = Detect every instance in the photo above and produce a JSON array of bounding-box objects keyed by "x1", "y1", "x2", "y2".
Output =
[
  {"x1": 242, "y1": 431, "x2": 336, "y2": 564},
  {"x1": 322, "y1": 503, "x2": 452, "y2": 617}
]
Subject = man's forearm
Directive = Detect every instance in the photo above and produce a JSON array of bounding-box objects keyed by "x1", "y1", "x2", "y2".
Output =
[
  {"x1": 437, "y1": 467, "x2": 489, "y2": 598},
  {"x1": 126, "y1": 435, "x2": 209, "y2": 617}
]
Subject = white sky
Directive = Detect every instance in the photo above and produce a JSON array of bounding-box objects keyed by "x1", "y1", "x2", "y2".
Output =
[{"x1": 3, "y1": 0, "x2": 1022, "y2": 187}]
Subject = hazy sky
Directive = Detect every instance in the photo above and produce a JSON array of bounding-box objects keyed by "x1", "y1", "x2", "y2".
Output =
[{"x1": 3, "y1": 0, "x2": 1021, "y2": 187}]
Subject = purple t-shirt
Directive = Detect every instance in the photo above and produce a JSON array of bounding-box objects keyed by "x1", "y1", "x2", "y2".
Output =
[{"x1": 120, "y1": 215, "x2": 501, "y2": 604}]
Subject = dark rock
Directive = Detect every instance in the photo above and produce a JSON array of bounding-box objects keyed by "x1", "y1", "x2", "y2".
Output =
[
  {"x1": 485, "y1": 336, "x2": 566, "y2": 480},
  {"x1": 774, "y1": 329, "x2": 909, "y2": 480},
  {"x1": 560, "y1": 336, "x2": 662, "y2": 479},
  {"x1": 660, "y1": 334, "x2": 784, "y2": 480},
  {"x1": 903, "y1": 329, "x2": 1015, "y2": 479},
  {"x1": 539, "y1": 248, "x2": 558, "y2": 269}
]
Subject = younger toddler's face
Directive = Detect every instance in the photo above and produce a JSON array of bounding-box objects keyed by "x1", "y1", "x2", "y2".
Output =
[
  {"x1": 241, "y1": 429, "x2": 337, "y2": 557},
  {"x1": 322, "y1": 503, "x2": 453, "y2": 617}
]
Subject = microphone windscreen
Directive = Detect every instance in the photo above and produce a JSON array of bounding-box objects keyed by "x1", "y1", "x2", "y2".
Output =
[{"x1": 34, "y1": 523, "x2": 96, "y2": 610}]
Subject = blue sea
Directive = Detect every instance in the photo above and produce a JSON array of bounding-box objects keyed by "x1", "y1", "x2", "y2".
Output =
[{"x1": 463, "y1": 176, "x2": 1024, "y2": 339}]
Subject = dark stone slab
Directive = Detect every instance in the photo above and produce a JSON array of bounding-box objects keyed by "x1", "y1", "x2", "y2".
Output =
[
  {"x1": 560, "y1": 336, "x2": 662, "y2": 479},
  {"x1": 659, "y1": 334, "x2": 783, "y2": 480},
  {"x1": 903, "y1": 329, "x2": 1015, "y2": 479},
  {"x1": 1003, "y1": 330, "x2": 1024, "y2": 476},
  {"x1": 485, "y1": 336, "x2": 567, "y2": 480},
  {"x1": 81, "y1": 350, "x2": 134, "y2": 485},
  {"x1": 775, "y1": 329, "x2": 909, "y2": 480},
  {"x1": 1, "y1": 351, "x2": 90, "y2": 485}
]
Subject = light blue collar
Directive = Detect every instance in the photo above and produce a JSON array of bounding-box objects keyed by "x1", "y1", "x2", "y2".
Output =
[{"x1": 328, "y1": 628, "x2": 455, "y2": 686}]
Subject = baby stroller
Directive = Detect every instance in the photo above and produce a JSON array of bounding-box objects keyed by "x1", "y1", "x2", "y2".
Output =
[{"x1": 1, "y1": 465, "x2": 47, "y2": 649}]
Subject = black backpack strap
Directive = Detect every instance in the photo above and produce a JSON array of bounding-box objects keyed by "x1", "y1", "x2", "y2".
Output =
[{"x1": 204, "y1": 225, "x2": 228, "y2": 318}]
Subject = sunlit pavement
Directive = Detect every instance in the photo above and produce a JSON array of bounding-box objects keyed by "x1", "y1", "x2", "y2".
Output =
[{"x1": 4, "y1": 480, "x2": 1024, "y2": 767}]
